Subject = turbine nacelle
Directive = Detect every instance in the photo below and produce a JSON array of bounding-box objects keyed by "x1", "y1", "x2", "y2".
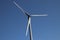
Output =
[{"x1": 25, "y1": 12, "x2": 30, "y2": 17}]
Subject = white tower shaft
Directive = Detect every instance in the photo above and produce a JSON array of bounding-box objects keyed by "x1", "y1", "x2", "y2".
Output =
[{"x1": 29, "y1": 17, "x2": 33, "y2": 40}]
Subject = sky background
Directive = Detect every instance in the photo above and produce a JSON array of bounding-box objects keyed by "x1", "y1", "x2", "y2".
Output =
[{"x1": 0, "y1": 0, "x2": 60, "y2": 40}]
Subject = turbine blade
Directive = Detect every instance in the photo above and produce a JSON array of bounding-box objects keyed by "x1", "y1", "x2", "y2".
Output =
[
  {"x1": 31, "y1": 14, "x2": 48, "y2": 16},
  {"x1": 13, "y1": 1, "x2": 25, "y2": 14},
  {"x1": 13, "y1": 1, "x2": 30, "y2": 16},
  {"x1": 26, "y1": 17, "x2": 30, "y2": 36}
]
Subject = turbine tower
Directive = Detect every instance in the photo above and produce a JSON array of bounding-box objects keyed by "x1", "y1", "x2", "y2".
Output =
[{"x1": 13, "y1": 1, "x2": 48, "y2": 40}]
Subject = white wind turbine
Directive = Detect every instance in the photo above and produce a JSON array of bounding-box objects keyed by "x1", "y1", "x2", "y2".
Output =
[{"x1": 13, "y1": 1, "x2": 48, "y2": 40}]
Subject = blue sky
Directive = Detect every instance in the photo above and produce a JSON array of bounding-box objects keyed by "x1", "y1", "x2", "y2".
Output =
[{"x1": 0, "y1": 0, "x2": 60, "y2": 40}]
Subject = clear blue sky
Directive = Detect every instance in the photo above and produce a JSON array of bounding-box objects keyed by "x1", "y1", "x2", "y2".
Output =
[{"x1": 0, "y1": 0, "x2": 60, "y2": 40}]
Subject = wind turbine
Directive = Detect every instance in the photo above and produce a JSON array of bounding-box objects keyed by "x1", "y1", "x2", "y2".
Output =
[{"x1": 13, "y1": 1, "x2": 48, "y2": 40}]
